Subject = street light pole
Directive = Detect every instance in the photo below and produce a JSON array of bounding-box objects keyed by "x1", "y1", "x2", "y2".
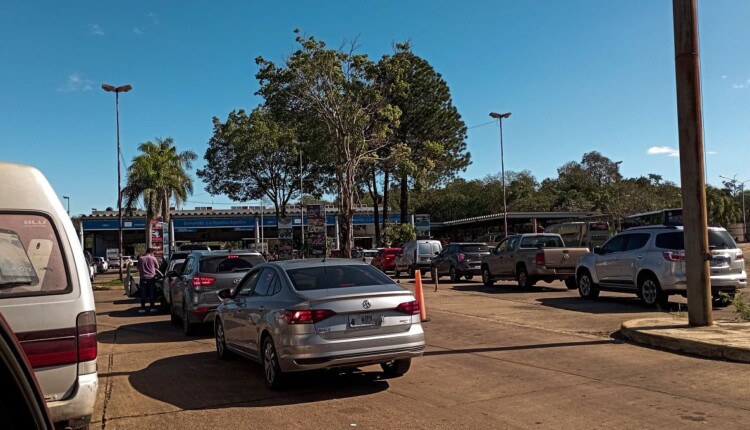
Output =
[
  {"x1": 63, "y1": 196, "x2": 70, "y2": 215},
  {"x1": 719, "y1": 174, "x2": 750, "y2": 241},
  {"x1": 102, "y1": 83, "x2": 132, "y2": 281},
  {"x1": 490, "y1": 112, "x2": 512, "y2": 238},
  {"x1": 299, "y1": 143, "x2": 305, "y2": 257}
]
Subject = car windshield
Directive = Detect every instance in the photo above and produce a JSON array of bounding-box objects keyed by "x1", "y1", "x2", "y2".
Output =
[
  {"x1": 286, "y1": 264, "x2": 395, "y2": 291},
  {"x1": 199, "y1": 255, "x2": 265, "y2": 273}
]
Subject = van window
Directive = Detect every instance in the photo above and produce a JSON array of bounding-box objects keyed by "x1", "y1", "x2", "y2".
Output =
[{"x1": 0, "y1": 213, "x2": 70, "y2": 298}]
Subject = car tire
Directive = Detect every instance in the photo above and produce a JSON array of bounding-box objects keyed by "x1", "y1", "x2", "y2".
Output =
[
  {"x1": 481, "y1": 266, "x2": 494, "y2": 286},
  {"x1": 465, "y1": 275, "x2": 474, "y2": 280},
  {"x1": 183, "y1": 300, "x2": 196, "y2": 336},
  {"x1": 564, "y1": 278, "x2": 577, "y2": 290},
  {"x1": 577, "y1": 270, "x2": 600, "y2": 299},
  {"x1": 215, "y1": 320, "x2": 234, "y2": 360},
  {"x1": 170, "y1": 306, "x2": 180, "y2": 325},
  {"x1": 517, "y1": 266, "x2": 535, "y2": 288},
  {"x1": 262, "y1": 336, "x2": 286, "y2": 390},
  {"x1": 449, "y1": 267, "x2": 459, "y2": 283},
  {"x1": 639, "y1": 275, "x2": 668, "y2": 308},
  {"x1": 381, "y1": 358, "x2": 411, "y2": 378}
]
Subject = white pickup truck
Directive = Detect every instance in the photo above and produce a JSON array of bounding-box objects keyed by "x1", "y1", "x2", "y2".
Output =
[{"x1": 480, "y1": 233, "x2": 589, "y2": 289}]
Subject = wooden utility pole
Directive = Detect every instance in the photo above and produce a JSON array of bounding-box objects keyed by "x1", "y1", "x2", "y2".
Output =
[{"x1": 673, "y1": 0, "x2": 712, "y2": 326}]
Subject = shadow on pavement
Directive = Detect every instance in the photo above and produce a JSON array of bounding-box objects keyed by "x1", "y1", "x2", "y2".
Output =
[
  {"x1": 536, "y1": 296, "x2": 685, "y2": 314},
  {"x1": 450, "y1": 283, "x2": 560, "y2": 295},
  {"x1": 424, "y1": 339, "x2": 616, "y2": 356},
  {"x1": 116, "y1": 351, "x2": 389, "y2": 409},
  {"x1": 98, "y1": 322, "x2": 212, "y2": 344},
  {"x1": 101, "y1": 307, "x2": 170, "y2": 318}
]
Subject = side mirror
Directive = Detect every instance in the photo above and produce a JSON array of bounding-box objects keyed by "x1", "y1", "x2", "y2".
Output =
[
  {"x1": 217, "y1": 289, "x2": 232, "y2": 299},
  {"x1": 593, "y1": 246, "x2": 602, "y2": 255}
]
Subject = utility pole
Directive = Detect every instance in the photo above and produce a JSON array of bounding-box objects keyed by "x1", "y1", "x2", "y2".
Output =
[
  {"x1": 673, "y1": 0, "x2": 712, "y2": 326},
  {"x1": 489, "y1": 112, "x2": 512, "y2": 238}
]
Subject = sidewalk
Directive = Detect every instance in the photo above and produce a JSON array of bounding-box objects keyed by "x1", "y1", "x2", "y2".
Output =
[{"x1": 621, "y1": 318, "x2": 750, "y2": 363}]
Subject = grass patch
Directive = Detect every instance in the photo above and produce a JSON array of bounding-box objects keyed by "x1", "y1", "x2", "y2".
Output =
[
  {"x1": 93, "y1": 279, "x2": 124, "y2": 289},
  {"x1": 720, "y1": 291, "x2": 750, "y2": 321}
]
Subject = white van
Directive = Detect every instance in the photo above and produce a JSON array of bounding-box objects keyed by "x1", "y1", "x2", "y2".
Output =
[
  {"x1": 394, "y1": 239, "x2": 442, "y2": 278},
  {"x1": 0, "y1": 162, "x2": 98, "y2": 429}
]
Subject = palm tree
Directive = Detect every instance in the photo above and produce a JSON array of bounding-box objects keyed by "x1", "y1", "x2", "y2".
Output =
[{"x1": 123, "y1": 137, "x2": 197, "y2": 248}]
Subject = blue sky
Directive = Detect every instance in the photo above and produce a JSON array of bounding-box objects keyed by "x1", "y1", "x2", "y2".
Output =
[{"x1": 2, "y1": 1, "x2": 750, "y2": 216}]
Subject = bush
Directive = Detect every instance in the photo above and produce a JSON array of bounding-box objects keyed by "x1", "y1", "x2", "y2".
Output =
[
  {"x1": 720, "y1": 291, "x2": 750, "y2": 321},
  {"x1": 382, "y1": 223, "x2": 416, "y2": 247}
]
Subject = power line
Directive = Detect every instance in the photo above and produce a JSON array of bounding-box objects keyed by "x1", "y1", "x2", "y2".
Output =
[{"x1": 468, "y1": 120, "x2": 495, "y2": 130}]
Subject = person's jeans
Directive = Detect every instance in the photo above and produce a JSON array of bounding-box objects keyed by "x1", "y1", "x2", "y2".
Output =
[{"x1": 140, "y1": 277, "x2": 156, "y2": 308}]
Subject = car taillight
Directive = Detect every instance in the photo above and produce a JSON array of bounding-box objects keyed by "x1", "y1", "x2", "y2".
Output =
[
  {"x1": 457, "y1": 253, "x2": 465, "y2": 262},
  {"x1": 738, "y1": 252, "x2": 745, "y2": 261},
  {"x1": 535, "y1": 251, "x2": 545, "y2": 265},
  {"x1": 284, "y1": 309, "x2": 336, "y2": 324},
  {"x1": 19, "y1": 310, "x2": 97, "y2": 369},
  {"x1": 662, "y1": 251, "x2": 686, "y2": 262},
  {"x1": 395, "y1": 300, "x2": 420, "y2": 315},
  {"x1": 192, "y1": 276, "x2": 216, "y2": 287}
]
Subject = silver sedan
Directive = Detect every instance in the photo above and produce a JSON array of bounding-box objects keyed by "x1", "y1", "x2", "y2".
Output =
[{"x1": 214, "y1": 259, "x2": 425, "y2": 389}]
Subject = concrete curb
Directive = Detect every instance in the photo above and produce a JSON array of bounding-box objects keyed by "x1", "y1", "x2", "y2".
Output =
[{"x1": 621, "y1": 318, "x2": 750, "y2": 364}]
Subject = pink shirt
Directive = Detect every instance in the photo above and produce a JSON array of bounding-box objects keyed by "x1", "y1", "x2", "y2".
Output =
[{"x1": 137, "y1": 254, "x2": 159, "y2": 279}]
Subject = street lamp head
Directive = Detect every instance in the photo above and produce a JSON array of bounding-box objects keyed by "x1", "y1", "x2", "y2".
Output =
[
  {"x1": 489, "y1": 112, "x2": 512, "y2": 119},
  {"x1": 101, "y1": 83, "x2": 132, "y2": 93},
  {"x1": 101, "y1": 84, "x2": 116, "y2": 92},
  {"x1": 63, "y1": 196, "x2": 69, "y2": 199}
]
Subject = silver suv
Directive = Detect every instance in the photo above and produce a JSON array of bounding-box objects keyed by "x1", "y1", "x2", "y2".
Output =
[{"x1": 576, "y1": 225, "x2": 746, "y2": 307}]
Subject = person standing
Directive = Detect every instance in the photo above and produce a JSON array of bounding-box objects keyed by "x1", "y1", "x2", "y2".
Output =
[{"x1": 137, "y1": 248, "x2": 160, "y2": 313}]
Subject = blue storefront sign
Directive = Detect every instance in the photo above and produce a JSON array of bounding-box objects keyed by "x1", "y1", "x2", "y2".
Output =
[
  {"x1": 173, "y1": 217, "x2": 255, "y2": 229},
  {"x1": 82, "y1": 218, "x2": 146, "y2": 231}
]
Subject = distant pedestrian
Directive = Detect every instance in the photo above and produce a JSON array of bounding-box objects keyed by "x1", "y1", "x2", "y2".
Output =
[{"x1": 137, "y1": 248, "x2": 160, "y2": 313}]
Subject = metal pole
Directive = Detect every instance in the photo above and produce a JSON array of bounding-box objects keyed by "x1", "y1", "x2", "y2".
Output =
[
  {"x1": 63, "y1": 196, "x2": 70, "y2": 215},
  {"x1": 742, "y1": 183, "x2": 747, "y2": 242},
  {"x1": 116, "y1": 91, "x2": 124, "y2": 282},
  {"x1": 673, "y1": 0, "x2": 712, "y2": 326},
  {"x1": 300, "y1": 145, "x2": 305, "y2": 255},
  {"x1": 260, "y1": 200, "x2": 264, "y2": 254},
  {"x1": 499, "y1": 118, "x2": 508, "y2": 238}
]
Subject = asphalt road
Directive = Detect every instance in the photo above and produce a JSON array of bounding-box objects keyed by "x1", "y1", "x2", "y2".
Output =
[{"x1": 92, "y1": 276, "x2": 750, "y2": 429}]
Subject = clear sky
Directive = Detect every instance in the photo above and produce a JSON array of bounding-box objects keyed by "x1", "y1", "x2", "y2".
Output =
[{"x1": 2, "y1": 1, "x2": 750, "y2": 216}]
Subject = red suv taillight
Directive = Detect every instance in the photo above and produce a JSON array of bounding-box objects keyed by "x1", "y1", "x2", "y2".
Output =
[
  {"x1": 457, "y1": 253, "x2": 465, "y2": 262},
  {"x1": 20, "y1": 310, "x2": 97, "y2": 369},
  {"x1": 535, "y1": 251, "x2": 545, "y2": 266},
  {"x1": 284, "y1": 309, "x2": 336, "y2": 324},
  {"x1": 662, "y1": 251, "x2": 686, "y2": 262},
  {"x1": 738, "y1": 252, "x2": 744, "y2": 261},
  {"x1": 395, "y1": 300, "x2": 420, "y2": 315},
  {"x1": 192, "y1": 276, "x2": 216, "y2": 287}
]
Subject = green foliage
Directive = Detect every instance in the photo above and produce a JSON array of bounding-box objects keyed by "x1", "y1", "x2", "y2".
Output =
[
  {"x1": 720, "y1": 292, "x2": 750, "y2": 321},
  {"x1": 706, "y1": 185, "x2": 741, "y2": 225},
  {"x1": 382, "y1": 223, "x2": 416, "y2": 247}
]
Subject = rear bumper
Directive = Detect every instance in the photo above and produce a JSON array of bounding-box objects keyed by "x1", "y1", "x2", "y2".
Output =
[
  {"x1": 277, "y1": 326, "x2": 425, "y2": 372},
  {"x1": 185, "y1": 304, "x2": 219, "y2": 324},
  {"x1": 661, "y1": 272, "x2": 747, "y2": 293},
  {"x1": 48, "y1": 371, "x2": 98, "y2": 428}
]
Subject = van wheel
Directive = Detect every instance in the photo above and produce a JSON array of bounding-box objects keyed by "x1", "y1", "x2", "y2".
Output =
[
  {"x1": 381, "y1": 358, "x2": 411, "y2": 378},
  {"x1": 639, "y1": 275, "x2": 668, "y2": 308},
  {"x1": 564, "y1": 278, "x2": 577, "y2": 290},
  {"x1": 482, "y1": 266, "x2": 494, "y2": 286},
  {"x1": 577, "y1": 270, "x2": 600, "y2": 299}
]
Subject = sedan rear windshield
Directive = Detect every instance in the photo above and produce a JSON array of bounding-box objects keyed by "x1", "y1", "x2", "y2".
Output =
[
  {"x1": 460, "y1": 244, "x2": 489, "y2": 252},
  {"x1": 655, "y1": 231, "x2": 738, "y2": 250},
  {"x1": 199, "y1": 255, "x2": 265, "y2": 273},
  {"x1": 286, "y1": 265, "x2": 395, "y2": 291}
]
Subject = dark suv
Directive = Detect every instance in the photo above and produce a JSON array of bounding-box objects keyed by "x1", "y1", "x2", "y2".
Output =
[
  {"x1": 169, "y1": 250, "x2": 265, "y2": 335},
  {"x1": 432, "y1": 242, "x2": 491, "y2": 282}
]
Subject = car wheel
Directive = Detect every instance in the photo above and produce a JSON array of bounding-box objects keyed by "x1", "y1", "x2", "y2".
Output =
[
  {"x1": 639, "y1": 275, "x2": 668, "y2": 308},
  {"x1": 482, "y1": 266, "x2": 494, "y2": 286},
  {"x1": 465, "y1": 275, "x2": 473, "y2": 280},
  {"x1": 449, "y1": 267, "x2": 459, "y2": 283},
  {"x1": 183, "y1": 300, "x2": 196, "y2": 336},
  {"x1": 170, "y1": 305, "x2": 180, "y2": 325},
  {"x1": 564, "y1": 278, "x2": 577, "y2": 290},
  {"x1": 577, "y1": 270, "x2": 600, "y2": 299},
  {"x1": 517, "y1": 266, "x2": 535, "y2": 288},
  {"x1": 262, "y1": 336, "x2": 286, "y2": 390},
  {"x1": 381, "y1": 358, "x2": 412, "y2": 378},
  {"x1": 215, "y1": 320, "x2": 233, "y2": 360}
]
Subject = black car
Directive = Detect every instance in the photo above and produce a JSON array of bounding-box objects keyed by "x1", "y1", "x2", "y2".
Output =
[
  {"x1": 432, "y1": 242, "x2": 491, "y2": 282},
  {"x1": 170, "y1": 250, "x2": 266, "y2": 335}
]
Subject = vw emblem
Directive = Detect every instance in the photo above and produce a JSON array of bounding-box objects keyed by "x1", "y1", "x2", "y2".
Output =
[
  {"x1": 362, "y1": 300, "x2": 371, "y2": 309},
  {"x1": 563, "y1": 253, "x2": 570, "y2": 260}
]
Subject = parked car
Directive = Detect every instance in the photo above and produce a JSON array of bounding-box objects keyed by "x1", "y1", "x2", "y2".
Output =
[
  {"x1": 432, "y1": 242, "x2": 491, "y2": 282},
  {"x1": 162, "y1": 251, "x2": 190, "y2": 310},
  {"x1": 0, "y1": 313, "x2": 55, "y2": 429},
  {"x1": 394, "y1": 240, "x2": 443, "y2": 278},
  {"x1": 576, "y1": 225, "x2": 747, "y2": 307},
  {"x1": 0, "y1": 162, "x2": 98, "y2": 429},
  {"x1": 93, "y1": 256, "x2": 109, "y2": 273},
  {"x1": 214, "y1": 259, "x2": 425, "y2": 389},
  {"x1": 84, "y1": 250, "x2": 96, "y2": 281},
  {"x1": 170, "y1": 250, "x2": 266, "y2": 335},
  {"x1": 178, "y1": 243, "x2": 212, "y2": 252},
  {"x1": 371, "y1": 247, "x2": 401, "y2": 273},
  {"x1": 353, "y1": 249, "x2": 379, "y2": 264},
  {"x1": 108, "y1": 256, "x2": 134, "y2": 269},
  {"x1": 481, "y1": 233, "x2": 589, "y2": 289}
]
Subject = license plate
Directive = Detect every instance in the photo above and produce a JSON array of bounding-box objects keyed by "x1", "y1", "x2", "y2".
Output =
[
  {"x1": 710, "y1": 258, "x2": 726, "y2": 267},
  {"x1": 349, "y1": 313, "x2": 379, "y2": 328}
]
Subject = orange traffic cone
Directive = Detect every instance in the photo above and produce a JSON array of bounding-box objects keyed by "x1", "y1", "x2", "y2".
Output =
[{"x1": 414, "y1": 270, "x2": 429, "y2": 322}]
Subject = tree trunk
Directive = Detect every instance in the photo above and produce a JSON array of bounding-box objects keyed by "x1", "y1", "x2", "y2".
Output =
[
  {"x1": 145, "y1": 209, "x2": 153, "y2": 250},
  {"x1": 400, "y1": 175, "x2": 408, "y2": 224},
  {"x1": 382, "y1": 170, "x2": 389, "y2": 231},
  {"x1": 339, "y1": 163, "x2": 357, "y2": 258},
  {"x1": 370, "y1": 167, "x2": 381, "y2": 246}
]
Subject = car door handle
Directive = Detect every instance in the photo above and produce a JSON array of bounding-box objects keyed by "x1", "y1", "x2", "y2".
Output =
[{"x1": 636, "y1": 255, "x2": 643, "y2": 259}]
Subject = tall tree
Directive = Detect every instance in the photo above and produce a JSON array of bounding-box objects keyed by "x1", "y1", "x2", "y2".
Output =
[
  {"x1": 256, "y1": 31, "x2": 401, "y2": 257},
  {"x1": 123, "y1": 137, "x2": 196, "y2": 247}
]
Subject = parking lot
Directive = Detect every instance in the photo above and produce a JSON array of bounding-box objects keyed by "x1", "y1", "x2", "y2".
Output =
[{"x1": 90, "y1": 272, "x2": 750, "y2": 429}]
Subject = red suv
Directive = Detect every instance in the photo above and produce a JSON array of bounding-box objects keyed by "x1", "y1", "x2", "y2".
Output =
[{"x1": 371, "y1": 248, "x2": 401, "y2": 273}]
